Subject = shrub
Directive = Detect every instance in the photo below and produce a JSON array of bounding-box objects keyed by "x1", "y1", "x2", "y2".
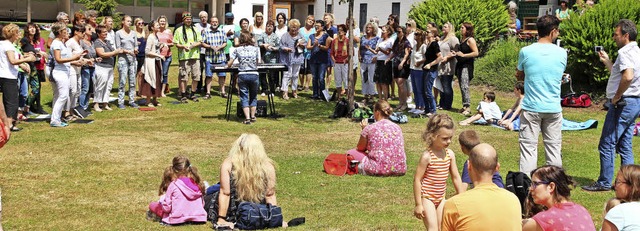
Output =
[
  {"x1": 474, "y1": 37, "x2": 529, "y2": 92},
  {"x1": 560, "y1": 0, "x2": 640, "y2": 88},
  {"x1": 408, "y1": 0, "x2": 510, "y2": 52}
]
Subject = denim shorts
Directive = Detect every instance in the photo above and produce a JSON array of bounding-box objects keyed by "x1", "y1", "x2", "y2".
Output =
[{"x1": 205, "y1": 60, "x2": 226, "y2": 78}]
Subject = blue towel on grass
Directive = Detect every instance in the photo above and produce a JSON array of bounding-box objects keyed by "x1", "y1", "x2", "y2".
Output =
[{"x1": 491, "y1": 119, "x2": 598, "y2": 131}]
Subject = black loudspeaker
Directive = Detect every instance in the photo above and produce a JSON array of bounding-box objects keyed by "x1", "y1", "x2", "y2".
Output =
[{"x1": 237, "y1": 100, "x2": 268, "y2": 118}]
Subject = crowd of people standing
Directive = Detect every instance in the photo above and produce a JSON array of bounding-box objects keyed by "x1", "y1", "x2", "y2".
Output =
[{"x1": 0, "y1": 10, "x2": 485, "y2": 129}]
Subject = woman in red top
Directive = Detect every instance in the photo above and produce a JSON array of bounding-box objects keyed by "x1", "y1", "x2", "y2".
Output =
[
  {"x1": 22, "y1": 23, "x2": 48, "y2": 115},
  {"x1": 330, "y1": 24, "x2": 349, "y2": 101}
]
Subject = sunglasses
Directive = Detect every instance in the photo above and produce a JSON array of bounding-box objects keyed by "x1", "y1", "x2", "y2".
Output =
[
  {"x1": 530, "y1": 180, "x2": 550, "y2": 189},
  {"x1": 137, "y1": 22, "x2": 144, "y2": 25}
]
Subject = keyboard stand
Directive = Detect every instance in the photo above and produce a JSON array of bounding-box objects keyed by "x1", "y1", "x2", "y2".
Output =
[
  {"x1": 265, "y1": 70, "x2": 285, "y2": 118},
  {"x1": 224, "y1": 74, "x2": 237, "y2": 121}
]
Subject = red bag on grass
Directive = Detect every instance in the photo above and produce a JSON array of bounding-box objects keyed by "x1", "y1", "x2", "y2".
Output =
[
  {"x1": 323, "y1": 153, "x2": 358, "y2": 176},
  {"x1": 561, "y1": 92, "x2": 592, "y2": 108},
  {"x1": 0, "y1": 120, "x2": 8, "y2": 148}
]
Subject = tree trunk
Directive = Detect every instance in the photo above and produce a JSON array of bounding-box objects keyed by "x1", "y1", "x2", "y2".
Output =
[{"x1": 346, "y1": 0, "x2": 355, "y2": 112}]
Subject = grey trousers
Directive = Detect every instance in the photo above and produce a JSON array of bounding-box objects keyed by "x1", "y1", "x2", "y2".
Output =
[{"x1": 519, "y1": 110, "x2": 563, "y2": 175}]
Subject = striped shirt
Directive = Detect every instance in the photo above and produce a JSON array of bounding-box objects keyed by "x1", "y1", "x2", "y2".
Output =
[
  {"x1": 421, "y1": 149, "x2": 452, "y2": 197},
  {"x1": 202, "y1": 27, "x2": 227, "y2": 63}
]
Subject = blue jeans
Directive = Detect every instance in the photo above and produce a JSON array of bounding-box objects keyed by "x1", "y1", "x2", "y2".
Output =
[
  {"x1": 310, "y1": 63, "x2": 327, "y2": 98},
  {"x1": 595, "y1": 97, "x2": 640, "y2": 187},
  {"x1": 17, "y1": 72, "x2": 27, "y2": 108},
  {"x1": 410, "y1": 69, "x2": 425, "y2": 109},
  {"x1": 80, "y1": 67, "x2": 95, "y2": 110},
  {"x1": 424, "y1": 70, "x2": 438, "y2": 113},
  {"x1": 439, "y1": 75, "x2": 454, "y2": 110},
  {"x1": 117, "y1": 57, "x2": 137, "y2": 105},
  {"x1": 161, "y1": 56, "x2": 172, "y2": 84},
  {"x1": 238, "y1": 73, "x2": 259, "y2": 108}
]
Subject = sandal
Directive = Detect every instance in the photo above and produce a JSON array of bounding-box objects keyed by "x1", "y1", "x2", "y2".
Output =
[
  {"x1": 10, "y1": 125, "x2": 22, "y2": 131},
  {"x1": 220, "y1": 92, "x2": 228, "y2": 98},
  {"x1": 180, "y1": 97, "x2": 189, "y2": 104},
  {"x1": 242, "y1": 119, "x2": 251, "y2": 125},
  {"x1": 203, "y1": 93, "x2": 212, "y2": 100},
  {"x1": 250, "y1": 117, "x2": 257, "y2": 123}
]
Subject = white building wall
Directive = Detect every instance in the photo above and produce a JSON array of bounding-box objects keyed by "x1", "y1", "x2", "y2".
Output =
[{"x1": 230, "y1": 0, "x2": 268, "y2": 25}]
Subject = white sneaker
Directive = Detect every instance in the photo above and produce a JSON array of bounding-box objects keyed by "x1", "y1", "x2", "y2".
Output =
[
  {"x1": 407, "y1": 97, "x2": 413, "y2": 103},
  {"x1": 414, "y1": 109, "x2": 425, "y2": 114},
  {"x1": 408, "y1": 108, "x2": 418, "y2": 113},
  {"x1": 407, "y1": 103, "x2": 416, "y2": 109},
  {"x1": 261, "y1": 93, "x2": 266, "y2": 96}
]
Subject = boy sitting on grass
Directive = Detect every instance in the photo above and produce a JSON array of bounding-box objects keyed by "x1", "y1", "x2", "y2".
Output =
[
  {"x1": 498, "y1": 82, "x2": 525, "y2": 131},
  {"x1": 458, "y1": 130, "x2": 504, "y2": 192},
  {"x1": 459, "y1": 91, "x2": 502, "y2": 126}
]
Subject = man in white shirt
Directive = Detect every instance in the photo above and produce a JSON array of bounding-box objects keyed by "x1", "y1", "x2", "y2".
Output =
[
  {"x1": 583, "y1": 19, "x2": 640, "y2": 192},
  {"x1": 195, "y1": 11, "x2": 209, "y2": 93}
]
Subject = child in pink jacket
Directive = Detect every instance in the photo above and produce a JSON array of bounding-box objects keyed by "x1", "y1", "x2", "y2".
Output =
[{"x1": 148, "y1": 155, "x2": 207, "y2": 225}]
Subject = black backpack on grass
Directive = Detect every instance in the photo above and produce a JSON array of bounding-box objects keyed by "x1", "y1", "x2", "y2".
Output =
[
  {"x1": 330, "y1": 98, "x2": 349, "y2": 119},
  {"x1": 505, "y1": 171, "x2": 531, "y2": 216}
]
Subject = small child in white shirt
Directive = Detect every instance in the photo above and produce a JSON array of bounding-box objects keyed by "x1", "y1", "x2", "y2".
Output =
[{"x1": 459, "y1": 91, "x2": 501, "y2": 126}]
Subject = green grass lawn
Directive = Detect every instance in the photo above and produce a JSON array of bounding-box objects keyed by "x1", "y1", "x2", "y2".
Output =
[{"x1": 0, "y1": 33, "x2": 637, "y2": 230}]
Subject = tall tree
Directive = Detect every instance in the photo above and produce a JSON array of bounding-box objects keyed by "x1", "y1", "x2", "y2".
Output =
[{"x1": 339, "y1": 0, "x2": 356, "y2": 111}]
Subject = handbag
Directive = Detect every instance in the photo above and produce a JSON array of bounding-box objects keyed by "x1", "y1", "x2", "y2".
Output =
[
  {"x1": 323, "y1": 153, "x2": 358, "y2": 176},
  {"x1": 0, "y1": 119, "x2": 8, "y2": 148},
  {"x1": 235, "y1": 202, "x2": 283, "y2": 230}
]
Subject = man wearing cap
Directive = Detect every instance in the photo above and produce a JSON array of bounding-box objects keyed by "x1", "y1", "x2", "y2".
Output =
[
  {"x1": 174, "y1": 12, "x2": 202, "y2": 102},
  {"x1": 222, "y1": 12, "x2": 240, "y2": 62},
  {"x1": 195, "y1": 11, "x2": 209, "y2": 94}
]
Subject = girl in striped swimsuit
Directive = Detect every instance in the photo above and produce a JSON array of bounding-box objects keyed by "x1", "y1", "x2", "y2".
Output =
[{"x1": 413, "y1": 114, "x2": 464, "y2": 230}]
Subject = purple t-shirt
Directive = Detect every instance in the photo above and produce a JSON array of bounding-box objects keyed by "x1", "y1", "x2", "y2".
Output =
[
  {"x1": 360, "y1": 119, "x2": 407, "y2": 176},
  {"x1": 461, "y1": 160, "x2": 504, "y2": 188},
  {"x1": 532, "y1": 202, "x2": 596, "y2": 231}
]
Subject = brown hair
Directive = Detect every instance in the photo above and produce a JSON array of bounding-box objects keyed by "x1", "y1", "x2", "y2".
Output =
[
  {"x1": 414, "y1": 30, "x2": 425, "y2": 49},
  {"x1": 459, "y1": 130, "x2": 481, "y2": 153},
  {"x1": 484, "y1": 91, "x2": 496, "y2": 102},
  {"x1": 428, "y1": 27, "x2": 440, "y2": 38},
  {"x1": 170, "y1": 155, "x2": 205, "y2": 193},
  {"x1": 238, "y1": 32, "x2": 254, "y2": 46},
  {"x1": 618, "y1": 164, "x2": 640, "y2": 202},
  {"x1": 158, "y1": 166, "x2": 174, "y2": 196},
  {"x1": 531, "y1": 165, "x2": 576, "y2": 203},
  {"x1": 266, "y1": 20, "x2": 275, "y2": 28},
  {"x1": 73, "y1": 11, "x2": 85, "y2": 25},
  {"x1": 422, "y1": 114, "x2": 455, "y2": 147},
  {"x1": 462, "y1": 22, "x2": 474, "y2": 38},
  {"x1": 373, "y1": 100, "x2": 393, "y2": 118}
]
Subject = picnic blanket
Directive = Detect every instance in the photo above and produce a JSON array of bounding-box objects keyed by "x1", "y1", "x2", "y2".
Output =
[{"x1": 488, "y1": 118, "x2": 598, "y2": 131}]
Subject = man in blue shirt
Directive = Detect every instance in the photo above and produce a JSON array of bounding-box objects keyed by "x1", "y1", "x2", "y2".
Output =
[{"x1": 515, "y1": 15, "x2": 567, "y2": 176}]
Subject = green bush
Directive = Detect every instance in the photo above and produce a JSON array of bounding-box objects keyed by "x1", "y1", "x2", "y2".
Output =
[
  {"x1": 474, "y1": 37, "x2": 529, "y2": 92},
  {"x1": 560, "y1": 0, "x2": 640, "y2": 88},
  {"x1": 408, "y1": 0, "x2": 510, "y2": 52}
]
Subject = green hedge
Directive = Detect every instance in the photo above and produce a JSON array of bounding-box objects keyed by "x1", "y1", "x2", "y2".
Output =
[
  {"x1": 474, "y1": 37, "x2": 529, "y2": 92},
  {"x1": 560, "y1": 0, "x2": 640, "y2": 88},
  {"x1": 408, "y1": 0, "x2": 510, "y2": 53}
]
